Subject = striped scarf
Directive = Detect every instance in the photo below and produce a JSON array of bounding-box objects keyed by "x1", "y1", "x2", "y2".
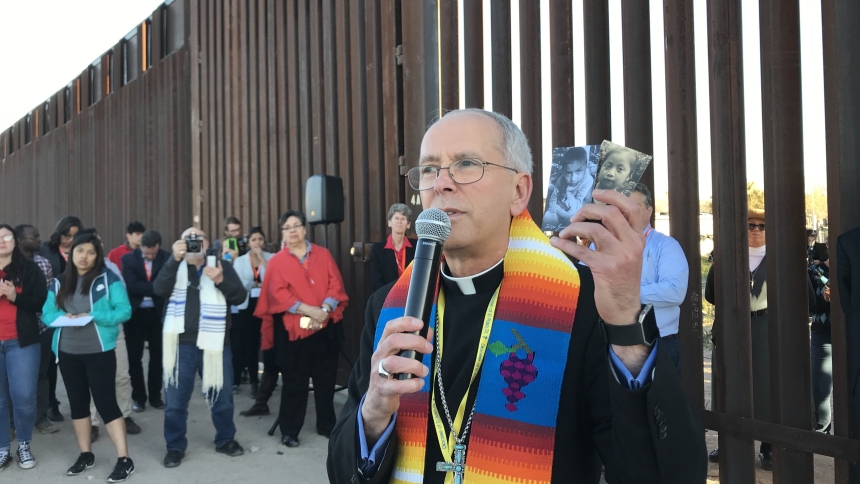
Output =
[
  {"x1": 373, "y1": 211, "x2": 581, "y2": 483},
  {"x1": 163, "y1": 261, "x2": 227, "y2": 404}
]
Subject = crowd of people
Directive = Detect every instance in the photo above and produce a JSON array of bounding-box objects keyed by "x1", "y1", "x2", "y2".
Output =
[{"x1": 0, "y1": 210, "x2": 348, "y2": 481}]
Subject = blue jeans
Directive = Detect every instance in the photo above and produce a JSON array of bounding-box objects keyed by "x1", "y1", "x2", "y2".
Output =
[
  {"x1": 163, "y1": 344, "x2": 236, "y2": 452},
  {"x1": 810, "y1": 331, "x2": 833, "y2": 433},
  {"x1": 0, "y1": 339, "x2": 40, "y2": 447}
]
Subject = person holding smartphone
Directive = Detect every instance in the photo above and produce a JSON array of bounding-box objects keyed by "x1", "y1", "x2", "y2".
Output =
[{"x1": 153, "y1": 228, "x2": 248, "y2": 469}]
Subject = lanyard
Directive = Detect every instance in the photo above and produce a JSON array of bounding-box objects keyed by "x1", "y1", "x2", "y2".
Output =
[
  {"x1": 252, "y1": 264, "x2": 261, "y2": 283},
  {"x1": 430, "y1": 285, "x2": 500, "y2": 481},
  {"x1": 144, "y1": 259, "x2": 153, "y2": 281},
  {"x1": 60, "y1": 251, "x2": 69, "y2": 262},
  {"x1": 297, "y1": 251, "x2": 313, "y2": 285},
  {"x1": 644, "y1": 226, "x2": 653, "y2": 238},
  {"x1": 394, "y1": 246, "x2": 407, "y2": 275}
]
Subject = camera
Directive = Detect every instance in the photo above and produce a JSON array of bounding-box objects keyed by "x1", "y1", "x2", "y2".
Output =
[
  {"x1": 185, "y1": 233, "x2": 203, "y2": 253},
  {"x1": 237, "y1": 237, "x2": 249, "y2": 254}
]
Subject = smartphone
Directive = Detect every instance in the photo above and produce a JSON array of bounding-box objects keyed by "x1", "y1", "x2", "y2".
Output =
[
  {"x1": 300, "y1": 316, "x2": 312, "y2": 329},
  {"x1": 225, "y1": 238, "x2": 239, "y2": 252},
  {"x1": 206, "y1": 255, "x2": 217, "y2": 268}
]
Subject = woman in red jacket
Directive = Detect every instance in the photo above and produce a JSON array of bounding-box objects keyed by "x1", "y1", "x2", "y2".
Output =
[{"x1": 255, "y1": 210, "x2": 348, "y2": 449}]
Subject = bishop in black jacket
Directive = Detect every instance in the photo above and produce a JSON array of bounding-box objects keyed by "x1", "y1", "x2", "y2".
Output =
[
  {"x1": 327, "y1": 109, "x2": 706, "y2": 484},
  {"x1": 121, "y1": 230, "x2": 171, "y2": 408}
]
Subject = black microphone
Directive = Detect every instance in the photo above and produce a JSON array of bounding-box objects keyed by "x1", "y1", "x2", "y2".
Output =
[{"x1": 396, "y1": 208, "x2": 451, "y2": 380}]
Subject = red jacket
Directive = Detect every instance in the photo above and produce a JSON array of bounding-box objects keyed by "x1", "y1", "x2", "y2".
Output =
[
  {"x1": 255, "y1": 243, "x2": 348, "y2": 348},
  {"x1": 107, "y1": 244, "x2": 134, "y2": 271}
]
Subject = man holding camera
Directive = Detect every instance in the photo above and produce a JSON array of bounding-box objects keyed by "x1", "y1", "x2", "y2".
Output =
[{"x1": 153, "y1": 228, "x2": 248, "y2": 468}]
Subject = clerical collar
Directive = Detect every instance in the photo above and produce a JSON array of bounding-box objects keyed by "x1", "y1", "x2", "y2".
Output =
[{"x1": 440, "y1": 259, "x2": 504, "y2": 296}]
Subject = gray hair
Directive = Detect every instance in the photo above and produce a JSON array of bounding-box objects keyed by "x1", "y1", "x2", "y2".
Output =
[
  {"x1": 387, "y1": 203, "x2": 412, "y2": 221},
  {"x1": 436, "y1": 108, "x2": 534, "y2": 175},
  {"x1": 633, "y1": 183, "x2": 653, "y2": 209}
]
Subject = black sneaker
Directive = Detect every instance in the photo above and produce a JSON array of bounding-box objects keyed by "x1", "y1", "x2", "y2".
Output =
[
  {"x1": 281, "y1": 435, "x2": 300, "y2": 448},
  {"x1": 149, "y1": 399, "x2": 165, "y2": 410},
  {"x1": 125, "y1": 417, "x2": 142, "y2": 435},
  {"x1": 17, "y1": 442, "x2": 36, "y2": 469},
  {"x1": 107, "y1": 457, "x2": 135, "y2": 482},
  {"x1": 0, "y1": 452, "x2": 12, "y2": 471},
  {"x1": 215, "y1": 440, "x2": 244, "y2": 457},
  {"x1": 239, "y1": 402, "x2": 269, "y2": 417},
  {"x1": 35, "y1": 416, "x2": 59, "y2": 434},
  {"x1": 67, "y1": 452, "x2": 95, "y2": 476},
  {"x1": 47, "y1": 405, "x2": 64, "y2": 422},
  {"x1": 132, "y1": 401, "x2": 145, "y2": 413},
  {"x1": 163, "y1": 449, "x2": 184, "y2": 468},
  {"x1": 708, "y1": 448, "x2": 719, "y2": 463}
]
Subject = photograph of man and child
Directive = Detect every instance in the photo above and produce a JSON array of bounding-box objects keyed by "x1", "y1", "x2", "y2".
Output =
[{"x1": 542, "y1": 140, "x2": 652, "y2": 233}]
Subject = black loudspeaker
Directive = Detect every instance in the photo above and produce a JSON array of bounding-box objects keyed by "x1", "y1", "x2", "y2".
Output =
[{"x1": 305, "y1": 174, "x2": 344, "y2": 225}]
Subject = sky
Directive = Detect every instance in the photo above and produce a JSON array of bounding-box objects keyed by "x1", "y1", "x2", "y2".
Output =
[
  {"x1": 0, "y1": 0, "x2": 166, "y2": 129},
  {"x1": 1, "y1": 0, "x2": 828, "y2": 202}
]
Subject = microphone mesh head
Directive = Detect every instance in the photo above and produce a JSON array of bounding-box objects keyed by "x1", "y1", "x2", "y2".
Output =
[{"x1": 415, "y1": 208, "x2": 451, "y2": 243}]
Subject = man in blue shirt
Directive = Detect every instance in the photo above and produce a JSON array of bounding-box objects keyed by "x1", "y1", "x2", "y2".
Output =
[{"x1": 631, "y1": 184, "x2": 689, "y2": 372}]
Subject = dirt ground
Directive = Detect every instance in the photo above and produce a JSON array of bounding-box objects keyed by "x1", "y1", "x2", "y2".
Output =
[{"x1": 702, "y1": 348, "x2": 835, "y2": 483}]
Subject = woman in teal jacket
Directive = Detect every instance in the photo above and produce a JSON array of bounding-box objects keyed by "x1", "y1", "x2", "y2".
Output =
[{"x1": 42, "y1": 231, "x2": 135, "y2": 482}]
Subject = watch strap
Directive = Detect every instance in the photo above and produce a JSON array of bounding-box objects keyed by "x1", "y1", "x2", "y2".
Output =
[{"x1": 599, "y1": 304, "x2": 658, "y2": 346}]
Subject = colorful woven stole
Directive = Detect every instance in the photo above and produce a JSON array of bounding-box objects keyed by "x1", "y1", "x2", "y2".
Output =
[{"x1": 373, "y1": 211, "x2": 581, "y2": 483}]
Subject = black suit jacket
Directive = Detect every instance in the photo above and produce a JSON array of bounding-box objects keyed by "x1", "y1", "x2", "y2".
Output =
[
  {"x1": 327, "y1": 267, "x2": 707, "y2": 484},
  {"x1": 838, "y1": 227, "x2": 860, "y2": 397},
  {"x1": 121, "y1": 248, "x2": 170, "y2": 313},
  {"x1": 369, "y1": 238, "x2": 417, "y2": 292}
]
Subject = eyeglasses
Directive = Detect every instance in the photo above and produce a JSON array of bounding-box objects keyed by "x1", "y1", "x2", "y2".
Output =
[
  {"x1": 407, "y1": 159, "x2": 518, "y2": 191},
  {"x1": 748, "y1": 223, "x2": 766, "y2": 231},
  {"x1": 0, "y1": 234, "x2": 14, "y2": 243},
  {"x1": 282, "y1": 224, "x2": 304, "y2": 231}
]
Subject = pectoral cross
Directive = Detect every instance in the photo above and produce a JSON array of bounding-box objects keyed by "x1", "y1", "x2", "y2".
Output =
[{"x1": 435, "y1": 443, "x2": 466, "y2": 484}]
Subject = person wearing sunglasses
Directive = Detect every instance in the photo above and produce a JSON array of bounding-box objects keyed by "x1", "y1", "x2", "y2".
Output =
[{"x1": 705, "y1": 208, "x2": 773, "y2": 468}]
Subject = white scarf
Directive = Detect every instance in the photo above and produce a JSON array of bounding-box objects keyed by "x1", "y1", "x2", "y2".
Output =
[{"x1": 163, "y1": 261, "x2": 227, "y2": 404}]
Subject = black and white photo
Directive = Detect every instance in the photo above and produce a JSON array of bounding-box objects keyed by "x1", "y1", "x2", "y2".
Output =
[
  {"x1": 593, "y1": 140, "x2": 652, "y2": 197},
  {"x1": 541, "y1": 145, "x2": 599, "y2": 233}
]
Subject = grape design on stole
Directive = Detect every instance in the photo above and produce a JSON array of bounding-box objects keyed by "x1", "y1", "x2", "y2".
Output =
[{"x1": 488, "y1": 329, "x2": 537, "y2": 412}]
